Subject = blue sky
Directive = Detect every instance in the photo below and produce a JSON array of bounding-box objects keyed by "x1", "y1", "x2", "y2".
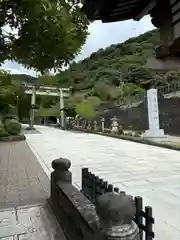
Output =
[{"x1": 1, "y1": 15, "x2": 155, "y2": 76}]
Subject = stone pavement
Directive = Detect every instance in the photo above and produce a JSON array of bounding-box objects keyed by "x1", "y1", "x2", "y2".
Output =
[
  {"x1": 0, "y1": 140, "x2": 66, "y2": 239},
  {"x1": 26, "y1": 125, "x2": 180, "y2": 240},
  {"x1": 0, "y1": 204, "x2": 65, "y2": 240},
  {"x1": 0, "y1": 141, "x2": 49, "y2": 208}
]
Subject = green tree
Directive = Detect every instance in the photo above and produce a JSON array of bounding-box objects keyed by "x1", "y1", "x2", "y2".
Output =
[
  {"x1": 75, "y1": 102, "x2": 96, "y2": 119},
  {"x1": 75, "y1": 96, "x2": 101, "y2": 119},
  {"x1": 0, "y1": 0, "x2": 89, "y2": 72},
  {"x1": 0, "y1": 70, "x2": 30, "y2": 118},
  {"x1": 37, "y1": 74, "x2": 59, "y2": 87}
]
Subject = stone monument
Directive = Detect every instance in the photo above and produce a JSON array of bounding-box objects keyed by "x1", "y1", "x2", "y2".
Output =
[{"x1": 143, "y1": 89, "x2": 166, "y2": 140}]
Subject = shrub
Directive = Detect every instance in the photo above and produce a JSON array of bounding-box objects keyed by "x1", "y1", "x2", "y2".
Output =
[
  {"x1": 3, "y1": 114, "x2": 18, "y2": 123},
  {"x1": 0, "y1": 123, "x2": 9, "y2": 137},
  {"x1": 4, "y1": 119, "x2": 21, "y2": 135}
]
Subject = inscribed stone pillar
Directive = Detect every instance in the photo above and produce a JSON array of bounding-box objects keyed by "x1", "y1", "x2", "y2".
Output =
[{"x1": 143, "y1": 89, "x2": 166, "y2": 139}]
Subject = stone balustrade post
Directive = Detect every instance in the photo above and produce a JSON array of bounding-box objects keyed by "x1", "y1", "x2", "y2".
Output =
[
  {"x1": 87, "y1": 120, "x2": 92, "y2": 130},
  {"x1": 101, "y1": 118, "x2": 105, "y2": 132},
  {"x1": 50, "y1": 158, "x2": 72, "y2": 207},
  {"x1": 111, "y1": 116, "x2": 119, "y2": 134},
  {"x1": 96, "y1": 192, "x2": 139, "y2": 240},
  {"x1": 82, "y1": 119, "x2": 86, "y2": 129},
  {"x1": 76, "y1": 118, "x2": 80, "y2": 128},
  {"x1": 94, "y1": 120, "x2": 97, "y2": 131}
]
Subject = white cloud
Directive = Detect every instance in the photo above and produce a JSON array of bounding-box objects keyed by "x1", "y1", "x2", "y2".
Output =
[
  {"x1": 76, "y1": 15, "x2": 155, "y2": 61},
  {"x1": 1, "y1": 61, "x2": 37, "y2": 76},
  {"x1": 1, "y1": 15, "x2": 155, "y2": 76}
]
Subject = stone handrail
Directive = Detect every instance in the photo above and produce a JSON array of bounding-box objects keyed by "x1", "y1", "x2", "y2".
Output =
[{"x1": 49, "y1": 158, "x2": 140, "y2": 240}]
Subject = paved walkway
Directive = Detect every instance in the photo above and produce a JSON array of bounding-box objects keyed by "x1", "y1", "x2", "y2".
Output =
[
  {"x1": 26, "y1": 125, "x2": 180, "y2": 240},
  {"x1": 0, "y1": 203, "x2": 65, "y2": 240},
  {"x1": 0, "y1": 140, "x2": 65, "y2": 239},
  {"x1": 0, "y1": 141, "x2": 49, "y2": 208}
]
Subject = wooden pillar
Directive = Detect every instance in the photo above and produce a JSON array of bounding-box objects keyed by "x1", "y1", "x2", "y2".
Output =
[
  {"x1": 170, "y1": 0, "x2": 180, "y2": 52},
  {"x1": 151, "y1": 0, "x2": 173, "y2": 58},
  {"x1": 151, "y1": 0, "x2": 180, "y2": 57}
]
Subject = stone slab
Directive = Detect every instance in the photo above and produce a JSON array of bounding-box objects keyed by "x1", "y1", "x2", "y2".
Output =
[{"x1": 0, "y1": 204, "x2": 66, "y2": 240}]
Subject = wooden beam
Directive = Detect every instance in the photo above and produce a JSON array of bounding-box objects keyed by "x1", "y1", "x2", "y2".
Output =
[{"x1": 134, "y1": 0, "x2": 156, "y2": 21}]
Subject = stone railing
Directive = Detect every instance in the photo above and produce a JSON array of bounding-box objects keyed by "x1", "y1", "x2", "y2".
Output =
[
  {"x1": 67, "y1": 116, "x2": 140, "y2": 137},
  {"x1": 82, "y1": 168, "x2": 155, "y2": 240},
  {"x1": 49, "y1": 158, "x2": 143, "y2": 240}
]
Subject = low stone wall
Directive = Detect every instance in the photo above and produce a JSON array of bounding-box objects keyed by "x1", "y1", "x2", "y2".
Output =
[{"x1": 49, "y1": 158, "x2": 141, "y2": 240}]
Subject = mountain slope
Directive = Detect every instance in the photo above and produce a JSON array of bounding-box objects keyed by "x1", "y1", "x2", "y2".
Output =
[{"x1": 56, "y1": 29, "x2": 162, "y2": 91}]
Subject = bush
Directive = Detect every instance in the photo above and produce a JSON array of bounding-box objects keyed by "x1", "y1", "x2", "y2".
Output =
[
  {"x1": 4, "y1": 119, "x2": 21, "y2": 135},
  {"x1": 3, "y1": 114, "x2": 18, "y2": 123},
  {"x1": 0, "y1": 123, "x2": 9, "y2": 137}
]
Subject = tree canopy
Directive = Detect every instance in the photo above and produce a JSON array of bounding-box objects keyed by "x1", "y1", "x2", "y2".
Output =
[{"x1": 0, "y1": 0, "x2": 89, "y2": 73}]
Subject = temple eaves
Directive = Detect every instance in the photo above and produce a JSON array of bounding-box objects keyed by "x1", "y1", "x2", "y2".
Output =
[{"x1": 81, "y1": 0, "x2": 155, "y2": 23}]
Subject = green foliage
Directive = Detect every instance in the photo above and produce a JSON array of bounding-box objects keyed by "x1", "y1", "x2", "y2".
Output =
[
  {"x1": 0, "y1": 121, "x2": 9, "y2": 137},
  {"x1": 36, "y1": 105, "x2": 60, "y2": 117},
  {"x1": 37, "y1": 74, "x2": 59, "y2": 87},
  {"x1": 75, "y1": 102, "x2": 97, "y2": 119},
  {"x1": 0, "y1": 0, "x2": 89, "y2": 72},
  {"x1": 56, "y1": 29, "x2": 163, "y2": 96},
  {"x1": 75, "y1": 96, "x2": 101, "y2": 119},
  {"x1": 0, "y1": 70, "x2": 11, "y2": 85},
  {"x1": 3, "y1": 114, "x2": 18, "y2": 123},
  {"x1": 3, "y1": 28, "x2": 180, "y2": 120},
  {"x1": 4, "y1": 119, "x2": 21, "y2": 135},
  {"x1": 0, "y1": 70, "x2": 27, "y2": 118}
]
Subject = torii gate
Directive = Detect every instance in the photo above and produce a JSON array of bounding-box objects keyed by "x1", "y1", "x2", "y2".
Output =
[
  {"x1": 24, "y1": 84, "x2": 70, "y2": 128},
  {"x1": 82, "y1": 0, "x2": 180, "y2": 70}
]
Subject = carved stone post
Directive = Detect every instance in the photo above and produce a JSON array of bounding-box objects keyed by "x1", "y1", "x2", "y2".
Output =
[
  {"x1": 50, "y1": 158, "x2": 72, "y2": 207},
  {"x1": 94, "y1": 120, "x2": 97, "y2": 131},
  {"x1": 87, "y1": 120, "x2": 92, "y2": 130},
  {"x1": 76, "y1": 118, "x2": 79, "y2": 128},
  {"x1": 96, "y1": 192, "x2": 139, "y2": 240},
  {"x1": 82, "y1": 119, "x2": 86, "y2": 129},
  {"x1": 111, "y1": 116, "x2": 119, "y2": 134},
  {"x1": 101, "y1": 118, "x2": 105, "y2": 132}
]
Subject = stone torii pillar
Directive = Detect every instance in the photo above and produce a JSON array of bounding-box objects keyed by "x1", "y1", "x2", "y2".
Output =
[
  {"x1": 59, "y1": 88, "x2": 65, "y2": 129},
  {"x1": 30, "y1": 85, "x2": 36, "y2": 129}
]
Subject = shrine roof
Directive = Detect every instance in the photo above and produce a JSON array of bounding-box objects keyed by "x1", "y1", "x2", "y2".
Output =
[{"x1": 82, "y1": 0, "x2": 154, "y2": 22}]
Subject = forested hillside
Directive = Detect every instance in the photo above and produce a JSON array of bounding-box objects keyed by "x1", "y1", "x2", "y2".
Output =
[
  {"x1": 12, "y1": 29, "x2": 180, "y2": 97},
  {"x1": 55, "y1": 29, "x2": 180, "y2": 101},
  {"x1": 5, "y1": 29, "x2": 180, "y2": 119},
  {"x1": 11, "y1": 74, "x2": 36, "y2": 83}
]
